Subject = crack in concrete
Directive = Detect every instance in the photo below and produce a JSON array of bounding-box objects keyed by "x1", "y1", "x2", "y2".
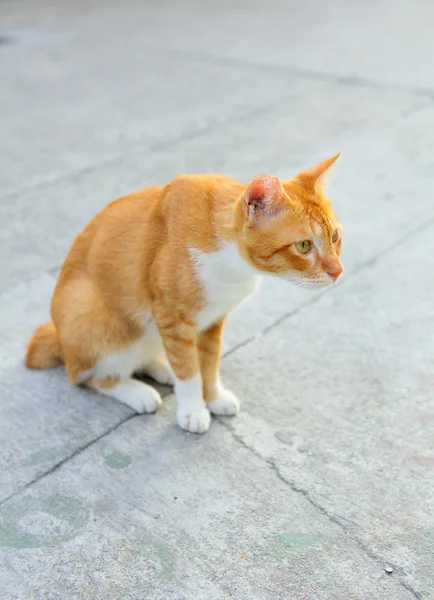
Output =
[
  {"x1": 0, "y1": 384, "x2": 175, "y2": 508},
  {"x1": 0, "y1": 104, "x2": 270, "y2": 202},
  {"x1": 3, "y1": 204, "x2": 434, "y2": 509},
  {"x1": 220, "y1": 420, "x2": 424, "y2": 600},
  {"x1": 402, "y1": 583, "x2": 425, "y2": 600},
  {"x1": 0, "y1": 414, "x2": 136, "y2": 507},
  {"x1": 154, "y1": 47, "x2": 434, "y2": 100},
  {"x1": 217, "y1": 216, "x2": 434, "y2": 600},
  {"x1": 224, "y1": 211, "x2": 434, "y2": 360},
  {"x1": 3, "y1": 55, "x2": 434, "y2": 204},
  {"x1": 1, "y1": 159, "x2": 433, "y2": 599}
]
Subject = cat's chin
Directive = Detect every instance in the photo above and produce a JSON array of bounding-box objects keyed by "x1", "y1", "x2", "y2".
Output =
[{"x1": 277, "y1": 273, "x2": 335, "y2": 289}]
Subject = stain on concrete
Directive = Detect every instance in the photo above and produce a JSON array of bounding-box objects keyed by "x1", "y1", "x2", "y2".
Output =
[
  {"x1": 21, "y1": 448, "x2": 66, "y2": 467},
  {"x1": 0, "y1": 35, "x2": 14, "y2": 47},
  {"x1": 275, "y1": 429, "x2": 295, "y2": 445},
  {"x1": 0, "y1": 495, "x2": 89, "y2": 549},
  {"x1": 104, "y1": 450, "x2": 132, "y2": 469},
  {"x1": 408, "y1": 453, "x2": 434, "y2": 466},
  {"x1": 134, "y1": 539, "x2": 175, "y2": 579},
  {"x1": 271, "y1": 533, "x2": 318, "y2": 561},
  {"x1": 275, "y1": 430, "x2": 309, "y2": 453}
]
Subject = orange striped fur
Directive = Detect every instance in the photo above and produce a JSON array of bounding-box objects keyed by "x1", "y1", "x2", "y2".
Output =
[{"x1": 26, "y1": 155, "x2": 343, "y2": 433}]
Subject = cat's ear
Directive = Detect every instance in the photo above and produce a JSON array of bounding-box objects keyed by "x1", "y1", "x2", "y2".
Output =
[
  {"x1": 294, "y1": 153, "x2": 341, "y2": 193},
  {"x1": 244, "y1": 175, "x2": 285, "y2": 222}
]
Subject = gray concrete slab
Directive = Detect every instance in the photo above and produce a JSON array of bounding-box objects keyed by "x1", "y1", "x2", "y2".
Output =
[
  {"x1": 1, "y1": 0, "x2": 434, "y2": 598},
  {"x1": 0, "y1": 275, "x2": 56, "y2": 371},
  {"x1": 0, "y1": 404, "x2": 414, "y2": 600},
  {"x1": 0, "y1": 276, "x2": 133, "y2": 501},
  {"x1": 0, "y1": 364, "x2": 132, "y2": 504},
  {"x1": 0, "y1": 80, "x2": 430, "y2": 288},
  {"x1": 3, "y1": 80, "x2": 434, "y2": 507},
  {"x1": 3, "y1": 0, "x2": 434, "y2": 91},
  {"x1": 0, "y1": 52, "x2": 300, "y2": 193},
  {"x1": 2, "y1": 88, "x2": 434, "y2": 360},
  {"x1": 221, "y1": 223, "x2": 434, "y2": 598},
  {"x1": 0, "y1": 276, "x2": 170, "y2": 503},
  {"x1": 1, "y1": 9, "x2": 322, "y2": 193}
]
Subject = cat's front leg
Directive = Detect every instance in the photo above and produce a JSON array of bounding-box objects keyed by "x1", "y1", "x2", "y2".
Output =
[
  {"x1": 155, "y1": 310, "x2": 210, "y2": 434},
  {"x1": 198, "y1": 320, "x2": 240, "y2": 417}
]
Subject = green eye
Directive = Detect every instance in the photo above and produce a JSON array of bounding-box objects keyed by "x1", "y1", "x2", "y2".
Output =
[
  {"x1": 295, "y1": 240, "x2": 311, "y2": 254},
  {"x1": 332, "y1": 229, "x2": 339, "y2": 243}
]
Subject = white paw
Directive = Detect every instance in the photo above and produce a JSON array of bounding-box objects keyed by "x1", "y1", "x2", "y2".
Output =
[
  {"x1": 177, "y1": 407, "x2": 211, "y2": 434},
  {"x1": 145, "y1": 359, "x2": 174, "y2": 386},
  {"x1": 128, "y1": 385, "x2": 162, "y2": 414},
  {"x1": 105, "y1": 379, "x2": 163, "y2": 414},
  {"x1": 208, "y1": 388, "x2": 240, "y2": 416}
]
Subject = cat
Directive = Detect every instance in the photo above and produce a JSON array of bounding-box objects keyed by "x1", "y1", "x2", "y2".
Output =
[{"x1": 26, "y1": 154, "x2": 343, "y2": 434}]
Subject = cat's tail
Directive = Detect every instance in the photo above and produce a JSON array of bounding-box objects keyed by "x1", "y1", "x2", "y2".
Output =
[{"x1": 26, "y1": 321, "x2": 63, "y2": 369}]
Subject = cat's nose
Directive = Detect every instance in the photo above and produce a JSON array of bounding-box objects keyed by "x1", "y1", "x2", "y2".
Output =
[{"x1": 327, "y1": 263, "x2": 342, "y2": 280}]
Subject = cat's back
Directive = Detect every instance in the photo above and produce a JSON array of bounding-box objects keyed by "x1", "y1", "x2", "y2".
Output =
[
  {"x1": 56, "y1": 173, "x2": 241, "y2": 286},
  {"x1": 56, "y1": 185, "x2": 163, "y2": 283},
  {"x1": 160, "y1": 173, "x2": 242, "y2": 223},
  {"x1": 164, "y1": 173, "x2": 240, "y2": 197},
  {"x1": 79, "y1": 174, "x2": 239, "y2": 255}
]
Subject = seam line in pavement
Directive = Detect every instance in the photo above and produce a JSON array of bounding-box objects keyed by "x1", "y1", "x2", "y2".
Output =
[
  {"x1": 0, "y1": 104, "x2": 270, "y2": 202},
  {"x1": 2, "y1": 76, "x2": 434, "y2": 204},
  {"x1": 1, "y1": 90, "x2": 431, "y2": 301},
  {"x1": 0, "y1": 387, "x2": 175, "y2": 507},
  {"x1": 223, "y1": 211, "x2": 434, "y2": 360},
  {"x1": 0, "y1": 414, "x2": 136, "y2": 507},
  {"x1": 3, "y1": 209, "x2": 434, "y2": 506},
  {"x1": 141, "y1": 46, "x2": 434, "y2": 99},
  {"x1": 3, "y1": 205, "x2": 434, "y2": 540},
  {"x1": 220, "y1": 420, "x2": 423, "y2": 600}
]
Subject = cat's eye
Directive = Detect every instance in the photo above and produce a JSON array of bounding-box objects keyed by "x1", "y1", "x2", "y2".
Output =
[
  {"x1": 332, "y1": 229, "x2": 339, "y2": 243},
  {"x1": 295, "y1": 240, "x2": 311, "y2": 254}
]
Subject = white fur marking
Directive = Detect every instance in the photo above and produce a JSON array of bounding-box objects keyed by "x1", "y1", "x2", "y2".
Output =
[
  {"x1": 190, "y1": 242, "x2": 261, "y2": 331},
  {"x1": 77, "y1": 314, "x2": 167, "y2": 385},
  {"x1": 208, "y1": 381, "x2": 240, "y2": 416},
  {"x1": 94, "y1": 378, "x2": 162, "y2": 413},
  {"x1": 312, "y1": 222, "x2": 323, "y2": 237},
  {"x1": 175, "y1": 373, "x2": 210, "y2": 433}
]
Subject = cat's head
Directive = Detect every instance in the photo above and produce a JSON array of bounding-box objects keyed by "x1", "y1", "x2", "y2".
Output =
[{"x1": 236, "y1": 154, "x2": 342, "y2": 288}]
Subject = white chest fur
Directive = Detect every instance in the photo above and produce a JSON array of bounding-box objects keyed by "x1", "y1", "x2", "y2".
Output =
[{"x1": 190, "y1": 243, "x2": 261, "y2": 331}]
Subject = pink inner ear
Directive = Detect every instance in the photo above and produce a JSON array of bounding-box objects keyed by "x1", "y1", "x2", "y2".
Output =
[{"x1": 246, "y1": 175, "x2": 281, "y2": 208}]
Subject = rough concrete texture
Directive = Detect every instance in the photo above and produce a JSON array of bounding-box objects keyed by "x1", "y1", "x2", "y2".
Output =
[{"x1": 0, "y1": 1, "x2": 433, "y2": 599}]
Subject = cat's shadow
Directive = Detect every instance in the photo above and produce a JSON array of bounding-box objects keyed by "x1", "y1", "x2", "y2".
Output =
[{"x1": 133, "y1": 371, "x2": 173, "y2": 400}]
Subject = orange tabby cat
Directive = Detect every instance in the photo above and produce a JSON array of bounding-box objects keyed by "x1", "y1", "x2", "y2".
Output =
[{"x1": 26, "y1": 155, "x2": 343, "y2": 433}]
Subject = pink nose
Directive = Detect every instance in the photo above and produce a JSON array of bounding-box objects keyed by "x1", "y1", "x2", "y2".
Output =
[{"x1": 327, "y1": 264, "x2": 343, "y2": 280}]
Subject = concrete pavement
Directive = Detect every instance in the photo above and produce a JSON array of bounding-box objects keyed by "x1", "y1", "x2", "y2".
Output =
[{"x1": 1, "y1": 1, "x2": 433, "y2": 598}]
